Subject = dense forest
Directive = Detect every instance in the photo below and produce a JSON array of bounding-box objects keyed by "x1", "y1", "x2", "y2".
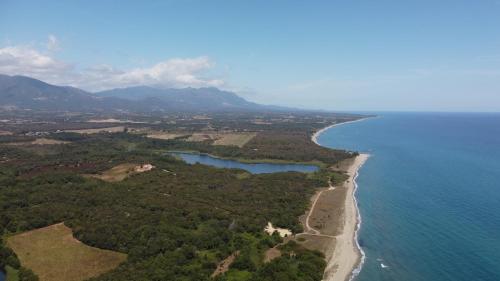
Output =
[{"x1": 0, "y1": 112, "x2": 359, "y2": 281}]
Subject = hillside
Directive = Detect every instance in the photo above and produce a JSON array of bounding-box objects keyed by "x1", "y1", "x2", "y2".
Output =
[{"x1": 0, "y1": 74, "x2": 278, "y2": 113}]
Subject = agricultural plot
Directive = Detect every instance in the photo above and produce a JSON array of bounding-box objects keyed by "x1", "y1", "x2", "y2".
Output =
[{"x1": 6, "y1": 223, "x2": 127, "y2": 281}]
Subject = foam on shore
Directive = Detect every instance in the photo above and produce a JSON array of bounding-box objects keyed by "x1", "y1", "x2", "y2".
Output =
[{"x1": 311, "y1": 119, "x2": 370, "y2": 281}]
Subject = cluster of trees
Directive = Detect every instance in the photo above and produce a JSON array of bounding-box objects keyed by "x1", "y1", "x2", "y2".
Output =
[
  {"x1": 0, "y1": 240, "x2": 38, "y2": 281},
  {"x1": 0, "y1": 131, "x2": 349, "y2": 281}
]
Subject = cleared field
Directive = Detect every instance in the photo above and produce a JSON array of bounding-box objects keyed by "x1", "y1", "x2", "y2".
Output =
[
  {"x1": 87, "y1": 119, "x2": 146, "y2": 124},
  {"x1": 295, "y1": 234, "x2": 335, "y2": 259},
  {"x1": 64, "y1": 126, "x2": 124, "y2": 134},
  {"x1": 308, "y1": 187, "x2": 347, "y2": 236},
  {"x1": 146, "y1": 132, "x2": 189, "y2": 140},
  {"x1": 185, "y1": 132, "x2": 257, "y2": 147},
  {"x1": 6, "y1": 138, "x2": 70, "y2": 146},
  {"x1": 6, "y1": 223, "x2": 127, "y2": 281},
  {"x1": 212, "y1": 132, "x2": 257, "y2": 147},
  {"x1": 86, "y1": 163, "x2": 154, "y2": 182}
]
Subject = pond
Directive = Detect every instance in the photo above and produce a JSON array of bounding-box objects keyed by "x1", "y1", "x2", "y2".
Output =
[{"x1": 169, "y1": 152, "x2": 319, "y2": 174}]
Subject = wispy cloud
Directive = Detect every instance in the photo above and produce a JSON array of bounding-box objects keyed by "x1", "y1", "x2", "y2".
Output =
[
  {"x1": 0, "y1": 36, "x2": 224, "y2": 91},
  {"x1": 46, "y1": 35, "x2": 60, "y2": 51}
]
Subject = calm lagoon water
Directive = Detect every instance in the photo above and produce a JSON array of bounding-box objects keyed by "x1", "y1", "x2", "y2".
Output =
[
  {"x1": 169, "y1": 152, "x2": 319, "y2": 174},
  {"x1": 318, "y1": 112, "x2": 500, "y2": 281}
]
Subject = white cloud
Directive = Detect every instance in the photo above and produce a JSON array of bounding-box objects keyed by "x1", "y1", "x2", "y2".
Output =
[
  {"x1": 0, "y1": 42, "x2": 224, "y2": 91},
  {"x1": 46, "y1": 35, "x2": 60, "y2": 51},
  {"x1": 0, "y1": 45, "x2": 71, "y2": 77}
]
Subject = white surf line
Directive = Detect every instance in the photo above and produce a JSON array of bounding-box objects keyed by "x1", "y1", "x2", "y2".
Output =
[
  {"x1": 348, "y1": 158, "x2": 369, "y2": 281},
  {"x1": 311, "y1": 119, "x2": 372, "y2": 281},
  {"x1": 312, "y1": 117, "x2": 375, "y2": 145}
]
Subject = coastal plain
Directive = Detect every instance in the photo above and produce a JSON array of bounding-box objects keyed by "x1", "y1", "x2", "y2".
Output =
[{"x1": 0, "y1": 111, "x2": 365, "y2": 281}]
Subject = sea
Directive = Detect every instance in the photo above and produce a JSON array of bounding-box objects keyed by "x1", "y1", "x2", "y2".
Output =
[{"x1": 317, "y1": 112, "x2": 500, "y2": 281}]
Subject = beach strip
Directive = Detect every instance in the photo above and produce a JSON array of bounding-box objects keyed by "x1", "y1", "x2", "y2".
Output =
[
  {"x1": 312, "y1": 118, "x2": 371, "y2": 145},
  {"x1": 311, "y1": 119, "x2": 370, "y2": 281},
  {"x1": 322, "y1": 154, "x2": 368, "y2": 281}
]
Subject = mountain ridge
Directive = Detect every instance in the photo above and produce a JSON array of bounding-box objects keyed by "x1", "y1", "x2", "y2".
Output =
[{"x1": 0, "y1": 74, "x2": 282, "y2": 113}]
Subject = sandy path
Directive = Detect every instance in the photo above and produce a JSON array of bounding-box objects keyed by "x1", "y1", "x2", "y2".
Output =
[
  {"x1": 323, "y1": 154, "x2": 369, "y2": 281},
  {"x1": 304, "y1": 180, "x2": 336, "y2": 236}
]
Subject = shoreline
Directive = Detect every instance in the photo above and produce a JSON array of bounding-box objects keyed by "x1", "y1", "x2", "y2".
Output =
[
  {"x1": 311, "y1": 120, "x2": 369, "y2": 281},
  {"x1": 322, "y1": 154, "x2": 368, "y2": 281},
  {"x1": 312, "y1": 117, "x2": 372, "y2": 145}
]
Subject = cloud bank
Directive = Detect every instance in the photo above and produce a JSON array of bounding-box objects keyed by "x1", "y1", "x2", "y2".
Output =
[{"x1": 0, "y1": 36, "x2": 224, "y2": 91}]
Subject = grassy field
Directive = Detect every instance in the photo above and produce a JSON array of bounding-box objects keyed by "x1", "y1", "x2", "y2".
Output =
[
  {"x1": 183, "y1": 132, "x2": 257, "y2": 147},
  {"x1": 212, "y1": 132, "x2": 257, "y2": 147},
  {"x1": 63, "y1": 126, "x2": 125, "y2": 134},
  {"x1": 6, "y1": 223, "x2": 126, "y2": 281},
  {"x1": 86, "y1": 163, "x2": 153, "y2": 182},
  {"x1": 146, "y1": 132, "x2": 189, "y2": 140},
  {"x1": 5, "y1": 266, "x2": 19, "y2": 281}
]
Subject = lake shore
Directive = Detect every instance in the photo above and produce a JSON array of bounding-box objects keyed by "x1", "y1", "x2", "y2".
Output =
[{"x1": 311, "y1": 121, "x2": 369, "y2": 281}]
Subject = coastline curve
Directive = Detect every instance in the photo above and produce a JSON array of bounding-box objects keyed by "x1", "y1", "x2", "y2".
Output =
[{"x1": 311, "y1": 118, "x2": 370, "y2": 281}]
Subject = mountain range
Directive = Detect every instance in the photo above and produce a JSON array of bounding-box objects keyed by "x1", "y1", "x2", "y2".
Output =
[{"x1": 0, "y1": 74, "x2": 277, "y2": 113}]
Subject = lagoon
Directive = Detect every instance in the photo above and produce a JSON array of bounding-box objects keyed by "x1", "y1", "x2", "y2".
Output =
[{"x1": 169, "y1": 152, "x2": 319, "y2": 174}]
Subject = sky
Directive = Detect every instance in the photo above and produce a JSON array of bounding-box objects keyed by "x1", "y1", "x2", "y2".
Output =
[{"x1": 0, "y1": 0, "x2": 499, "y2": 112}]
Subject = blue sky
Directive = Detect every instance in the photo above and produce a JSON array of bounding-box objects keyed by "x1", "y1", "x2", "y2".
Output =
[{"x1": 1, "y1": 0, "x2": 499, "y2": 111}]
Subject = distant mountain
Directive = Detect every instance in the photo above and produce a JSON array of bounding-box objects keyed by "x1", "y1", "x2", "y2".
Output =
[
  {"x1": 0, "y1": 74, "x2": 98, "y2": 111},
  {"x1": 0, "y1": 74, "x2": 278, "y2": 112},
  {"x1": 96, "y1": 86, "x2": 264, "y2": 111}
]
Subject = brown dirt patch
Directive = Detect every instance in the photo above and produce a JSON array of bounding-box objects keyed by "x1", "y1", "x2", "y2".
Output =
[
  {"x1": 6, "y1": 138, "x2": 70, "y2": 146},
  {"x1": 295, "y1": 234, "x2": 336, "y2": 259},
  {"x1": 212, "y1": 133, "x2": 257, "y2": 147},
  {"x1": 211, "y1": 251, "x2": 239, "y2": 277},
  {"x1": 308, "y1": 187, "x2": 347, "y2": 236},
  {"x1": 146, "y1": 132, "x2": 189, "y2": 140},
  {"x1": 64, "y1": 126, "x2": 125, "y2": 134},
  {"x1": 86, "y1": 163, "x2": 154, "y2": 182},
  {"x1": 6, "y1": 223, "x2": 126, "y2": 281},
  {"x1": 264, "y1": 247, "x2": 282, "y2": 263}
]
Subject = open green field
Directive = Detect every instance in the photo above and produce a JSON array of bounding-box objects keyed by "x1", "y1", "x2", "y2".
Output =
[{"x1": 6, "y1": 223, "x2": 126, "y2": 281}]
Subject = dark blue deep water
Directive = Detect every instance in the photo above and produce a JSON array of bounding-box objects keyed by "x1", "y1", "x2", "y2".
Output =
[
  {"x1": 169, "y1": 152, "x2": 319, "y2": 174},
  {"x1": 318, "y1": 113, "x2": 500, "y2": 281}
]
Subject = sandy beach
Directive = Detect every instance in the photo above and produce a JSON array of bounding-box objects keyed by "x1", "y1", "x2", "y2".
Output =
[
  {"x1": 309, "y1": 120, "x2": 370, "y2": 281},
  {"x1": 312, "y1": 118, "x2": 372, "y2": 145},
  {"x1": 323, "y1": 154, "x2": 368, "y2": 281}
]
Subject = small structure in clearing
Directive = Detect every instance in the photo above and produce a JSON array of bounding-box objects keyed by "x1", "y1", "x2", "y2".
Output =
[
  {"x1": 6, "y1": 223, "x2": 126, "y2": 281},
  {"x1": 87, "y1": 163, "x2": 155, "y2": 182},
  {"x1": 264, "y1": 222, "x2": 292, "y2": 238}
]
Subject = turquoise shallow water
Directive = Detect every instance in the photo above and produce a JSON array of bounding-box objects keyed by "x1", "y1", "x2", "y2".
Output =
[{"x1": 318, "y1": 113, "x2": 500, "y2": 281}]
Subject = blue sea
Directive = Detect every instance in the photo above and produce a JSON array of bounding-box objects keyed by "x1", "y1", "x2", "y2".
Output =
[{"x1": 318, "y1": 112, "x2": 500, "y2": 281}]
